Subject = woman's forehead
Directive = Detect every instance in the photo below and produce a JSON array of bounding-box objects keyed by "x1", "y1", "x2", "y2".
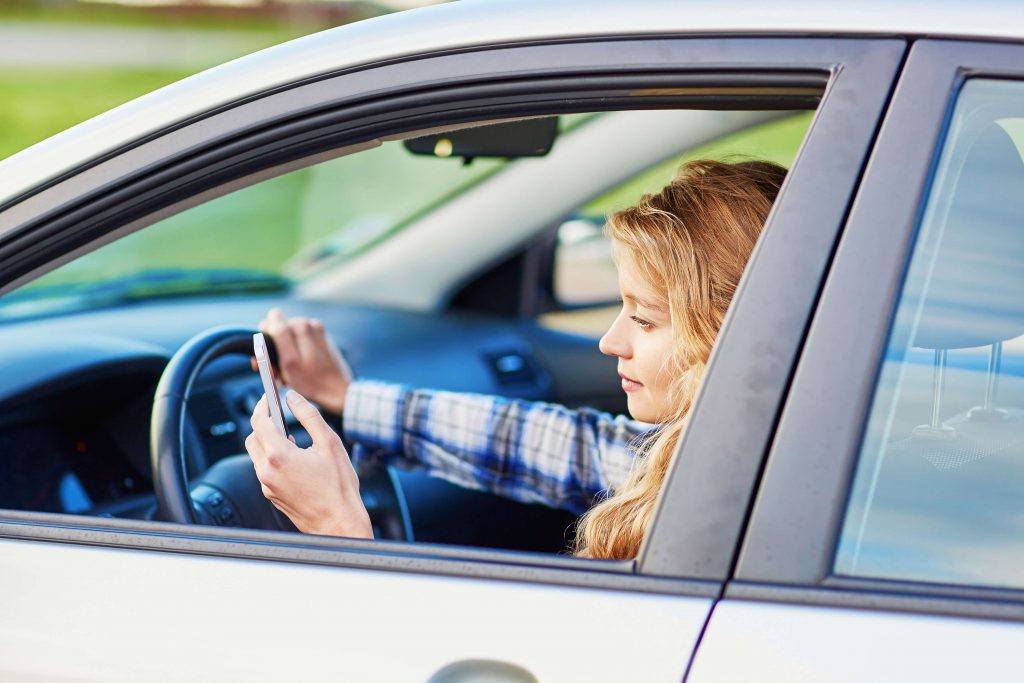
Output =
[{"x1": 617, "y1": 257, "x2": 667, "y2": 312}]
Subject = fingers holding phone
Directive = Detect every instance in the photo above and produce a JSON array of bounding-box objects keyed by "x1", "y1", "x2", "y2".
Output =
[{"x1": 246, "y1": 392, "x2": 372, "y2": 539}]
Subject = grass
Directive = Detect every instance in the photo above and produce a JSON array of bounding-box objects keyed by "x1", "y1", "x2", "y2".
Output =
[
  {"x1": 35, "y1": 170, "x2": 313, "y2": 289},
  {"x1": 0, "y1": 68, "x2": 198, "y2": 160},
  {"x1": 0, "y1": 1, "x2": 349, "y2": 33},
  {"x1": 21, "y1": 139, "x2": 508, "y2": 290},
  {"x1": 0, "y1": 4, "x2": 349, "y2": 160}
]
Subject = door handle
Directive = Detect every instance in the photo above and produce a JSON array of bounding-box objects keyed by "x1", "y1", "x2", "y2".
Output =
[{"x1": 428, "y1": 659, "x2": 538, "y2": 683}]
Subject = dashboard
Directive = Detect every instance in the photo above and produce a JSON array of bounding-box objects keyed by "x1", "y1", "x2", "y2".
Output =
[
  {"x1": 0, "y1": 292, "x2": 610, "y2": 552},
  {"x1": 0, "y1": 365, "x2": 157, "y2": 516}
]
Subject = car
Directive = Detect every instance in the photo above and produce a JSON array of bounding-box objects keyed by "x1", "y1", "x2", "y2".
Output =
[{"x1": 4, "y1": 0, "x2": 1024, "y2": 680}]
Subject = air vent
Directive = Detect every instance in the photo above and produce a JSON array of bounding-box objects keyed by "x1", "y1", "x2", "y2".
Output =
[{"x1": 483, "y1": 350, "x2": 540, "y2": 387}]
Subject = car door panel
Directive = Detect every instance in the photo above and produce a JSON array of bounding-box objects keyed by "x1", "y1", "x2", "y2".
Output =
[
  {"x1": 0, "y1": 31, "x2": 906, "y2": 683},
  {"x1": 699, "y1": 39, "x2": 1024, "y2": 682},
  {"x1": 0, "y1": 538, "x2": 709, "y2": 682},
  {"x1": 688, "y1": 601, "x2": 1024, "y2": 683}
]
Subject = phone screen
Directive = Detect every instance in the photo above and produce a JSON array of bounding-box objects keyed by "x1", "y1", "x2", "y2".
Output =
[{"x1": 253, "y1": 332, "x2": 288, "y2": 436}]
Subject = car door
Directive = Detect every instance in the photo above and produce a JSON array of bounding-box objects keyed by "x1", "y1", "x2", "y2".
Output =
[
  {"x1": 0, "y1": 29, "x2": 901, "y2": 683},
  {"x1": 689, "y1": 40, "x2": 1024, "y2": 681}
]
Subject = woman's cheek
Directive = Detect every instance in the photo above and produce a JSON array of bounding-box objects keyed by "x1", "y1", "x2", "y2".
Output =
[{"x1": 651, "y1": 334, "x2": 678, "y2": 397}]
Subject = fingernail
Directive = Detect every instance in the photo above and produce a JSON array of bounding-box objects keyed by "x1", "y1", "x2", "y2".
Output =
[{"x1": 286, "y1": 390, "x2": 305, "y2": 406}]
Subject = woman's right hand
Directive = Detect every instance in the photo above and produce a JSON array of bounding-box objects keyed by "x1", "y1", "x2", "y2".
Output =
[
  {"x1": 258, "y1": 308, "x2": 352, "y2": 415},
  {"x1": 246, "y1": 391, "x2": 372, "y2": 539}
]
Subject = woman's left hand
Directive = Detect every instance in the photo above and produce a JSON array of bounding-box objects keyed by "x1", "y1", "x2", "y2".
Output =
[{"x1": 245, "y1": 390, "x2": 373, "y2": 539}]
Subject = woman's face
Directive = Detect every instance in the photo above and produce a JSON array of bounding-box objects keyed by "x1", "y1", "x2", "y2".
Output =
[{"x1": 599, "y1": 253, "x2": 679, "y2": 423}]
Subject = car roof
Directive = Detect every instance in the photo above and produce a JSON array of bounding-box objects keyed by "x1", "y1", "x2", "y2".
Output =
[{"x1": 2, "y1": 0, "x2": 1023, "y2": 207}]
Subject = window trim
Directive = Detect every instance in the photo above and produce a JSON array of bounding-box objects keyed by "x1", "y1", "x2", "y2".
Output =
[
  {"x1": 0, "y1": 509, "x2": 721, "y2": 597},
  {"x1": 735, "y1": 39, "x2": 1024, "y2": 616},
  {"x1": 0, "y1": 36, "x2": 899, "y2": 592}
]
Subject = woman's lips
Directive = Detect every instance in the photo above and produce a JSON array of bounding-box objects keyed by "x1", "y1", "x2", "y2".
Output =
[{"x1": 619, "y1": 373, "x2": 643, "y2": 392}]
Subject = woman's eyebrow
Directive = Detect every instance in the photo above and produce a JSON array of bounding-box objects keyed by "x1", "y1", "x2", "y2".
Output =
[{"x1": 624, "y1": 294, "x2": 666, "y2": 313}]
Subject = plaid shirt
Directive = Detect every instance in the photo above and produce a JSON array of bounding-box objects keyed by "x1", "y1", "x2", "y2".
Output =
[{"x1": 343, "y1": 380, "x2": 651, "y2": 514}]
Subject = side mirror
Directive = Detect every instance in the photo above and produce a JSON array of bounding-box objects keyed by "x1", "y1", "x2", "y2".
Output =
[
  {"x1": 552, "y1": 216, "x2": 619, "y2": 308},
  {"x1": 404, "y1": 118, "x2": 558, "y2": 161}
]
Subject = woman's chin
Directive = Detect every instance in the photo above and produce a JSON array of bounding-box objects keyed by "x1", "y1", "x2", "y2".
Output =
[{"x1": 625, "y1": 397, "x2": 657, "y2": 424}]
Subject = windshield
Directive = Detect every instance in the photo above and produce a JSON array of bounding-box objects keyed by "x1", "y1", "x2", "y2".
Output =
[{"x1": 0, "y1": 137, "x2": 510, "y2": 320}]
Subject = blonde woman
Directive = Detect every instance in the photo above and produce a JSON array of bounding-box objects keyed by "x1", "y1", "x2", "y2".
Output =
[{"x1": 245, "y1": 159, "x2": 787, "y2": 560}]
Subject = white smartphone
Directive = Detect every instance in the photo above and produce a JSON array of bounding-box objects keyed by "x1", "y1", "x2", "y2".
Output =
[{"x1": 253, "y1": 332, "x2": 288, "y2": 436}]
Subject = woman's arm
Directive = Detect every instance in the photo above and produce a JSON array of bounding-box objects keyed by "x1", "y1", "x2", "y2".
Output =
[
  {"x1": 344, "y1": 381, "x2": 648, "y2": 515},
  {"x1": 257, "y1": 308, "x2": 646, "y2": 514}
]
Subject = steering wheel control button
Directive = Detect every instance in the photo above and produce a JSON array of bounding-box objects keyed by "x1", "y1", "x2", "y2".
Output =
[
  {"x1": 238, "y1": 388, "x2": 261, "y2": 415},
  {"x1": 209, "y1": 421, "x2": 237, "y2": 437},
  {"x1": 217, "y1": 506, "x2": 237, "y2": 524},
  {"x1": 189, "y1": 484, "x2": 242, "y2": 525}
]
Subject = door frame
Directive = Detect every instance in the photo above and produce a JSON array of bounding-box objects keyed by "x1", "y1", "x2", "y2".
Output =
[
  {"x1": 0, "y1": 35, "x2": 903, "y2": 592},
  {"x1": 733, "y1": 39, "x2": 1024, "y2": 621}
]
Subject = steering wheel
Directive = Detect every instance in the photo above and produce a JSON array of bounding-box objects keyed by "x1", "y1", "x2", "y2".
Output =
[{"x1": 150, "y1": 325, "x2": 411, "y2": 540}]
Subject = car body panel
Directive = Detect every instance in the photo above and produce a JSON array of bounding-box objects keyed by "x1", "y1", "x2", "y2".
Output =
[
  {"x1": 0, "y1": 538, "x2": 709, "y2": 682},
  {"x1": 688, "y1": 600, "x2": 1024, "y2": 683}
]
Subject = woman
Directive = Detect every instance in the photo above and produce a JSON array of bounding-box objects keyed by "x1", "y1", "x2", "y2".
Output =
[{"x1": 245, "y1": 159, "x2": 787, "y2": 560}]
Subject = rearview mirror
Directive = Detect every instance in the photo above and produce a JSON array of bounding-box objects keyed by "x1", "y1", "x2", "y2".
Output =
[{"x1": 404, "y1": 118, "x2": 558, "y2": 161}]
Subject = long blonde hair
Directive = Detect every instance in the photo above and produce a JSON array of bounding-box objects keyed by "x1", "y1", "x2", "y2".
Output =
[{"x1": 574, "y1": 159, "x2": 786, "y2": 560}]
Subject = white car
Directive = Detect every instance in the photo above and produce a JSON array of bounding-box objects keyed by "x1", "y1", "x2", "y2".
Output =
[{"x1": 3, "y1": 1, "x2": 1024, "y2": 680}]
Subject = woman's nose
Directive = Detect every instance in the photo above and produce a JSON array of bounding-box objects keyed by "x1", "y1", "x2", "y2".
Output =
[{"x1": 599, "y1": 319, "x2": 630, "y2": 358}]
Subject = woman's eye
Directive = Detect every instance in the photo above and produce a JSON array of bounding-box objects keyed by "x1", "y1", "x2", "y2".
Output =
[{"x1": 630, "y1": 315, "x2": 653, "y2": 330}]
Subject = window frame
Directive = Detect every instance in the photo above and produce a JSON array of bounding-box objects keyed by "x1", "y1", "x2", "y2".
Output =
[
  {"x1": 734, "y1": 39, "x2": 1024, "y2": 619},
  {"x1": 0, "y1": 36, "x2": 901, "y2": 591}
]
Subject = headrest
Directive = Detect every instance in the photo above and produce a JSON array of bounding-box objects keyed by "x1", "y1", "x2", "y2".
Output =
[{"x1": 913, "y1": 123, "x2": 1024, "y2": 350}]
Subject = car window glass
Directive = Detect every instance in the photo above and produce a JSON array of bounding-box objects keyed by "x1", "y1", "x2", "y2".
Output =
[
  {"x1": 0, "y1": 142, "x2": 508, "y2": 321},
  {"x1": 835, "y1": 79, "x2": 1024, "y2": 589},
  {"x1": 542, "y1": 112, "x2": 813, "y2": 337}
]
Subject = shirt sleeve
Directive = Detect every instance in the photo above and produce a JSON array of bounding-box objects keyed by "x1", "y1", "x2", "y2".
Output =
[{"x1": 342, "y1": 379, "x2": 649, "y2": 514}]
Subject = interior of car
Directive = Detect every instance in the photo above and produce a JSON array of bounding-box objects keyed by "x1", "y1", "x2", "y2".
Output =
[{"x1": 0, "y1": 105, "x2": 814, "y2": 555}]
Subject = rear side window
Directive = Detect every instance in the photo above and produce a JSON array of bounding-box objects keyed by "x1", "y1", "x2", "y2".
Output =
[{"x1": 836, "y1": 79, "x2": 1024, "y2": 588}]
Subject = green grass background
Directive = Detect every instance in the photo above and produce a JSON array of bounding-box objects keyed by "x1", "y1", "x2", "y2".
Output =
[{"x1": 0, "y1": 69, "x2": 195, "y2": 160}]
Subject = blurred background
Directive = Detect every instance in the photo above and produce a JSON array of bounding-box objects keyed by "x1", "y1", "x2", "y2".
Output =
[{"x1": 0, "y1": 0, "x2": 448, "y2": 160}]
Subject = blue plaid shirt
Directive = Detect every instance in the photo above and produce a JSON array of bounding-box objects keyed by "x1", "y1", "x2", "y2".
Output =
[{"x1": 343, "y1": 380, "x2": 651, "y2": 514}]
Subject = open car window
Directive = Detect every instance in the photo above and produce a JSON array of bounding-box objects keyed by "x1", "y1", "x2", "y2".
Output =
[{"x1": 0, "y1": 105, "x2": 816, "y2": 559}]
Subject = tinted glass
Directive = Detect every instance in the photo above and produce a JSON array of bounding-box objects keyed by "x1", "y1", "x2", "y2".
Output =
[
  {"x1": 0, "y1": 140, "x2": 507, "y2": 321},
  {"x1": 544, "y1": 112, "x2": 813, "y2": 336},
  {"x1": 836, "y1": 79, "x2": 1024, "y2": 588}
]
